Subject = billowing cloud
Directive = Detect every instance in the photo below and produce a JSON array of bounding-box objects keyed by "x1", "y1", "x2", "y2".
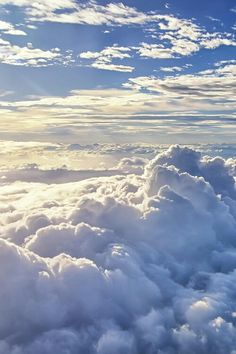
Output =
[{"x1": 0, "y1": 145, "x2": 236, "y2": 353}]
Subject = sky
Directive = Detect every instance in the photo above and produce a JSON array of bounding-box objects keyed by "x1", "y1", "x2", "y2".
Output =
[
  {"x1": 0, "y1": 0, "x2": 235, "y2": 143},
  {"x1": 1, "y1": 2, "x2": 236, "y2": 353}
]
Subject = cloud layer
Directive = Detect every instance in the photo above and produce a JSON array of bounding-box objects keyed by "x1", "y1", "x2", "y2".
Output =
[
  {"x1": 0, "y1": 59, "x2": 235, "y2": 143},
  {"x1": 1, "y1": 145, "x2": 236, "y2": 353},
  {"x1": 0, "y1": 1, "x2": 235, "y2": 143}
]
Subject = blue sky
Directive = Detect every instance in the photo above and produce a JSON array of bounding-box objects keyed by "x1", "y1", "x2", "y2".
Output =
[{"x1": 0, "y1": 0, "x2": 235, "y2": 143}]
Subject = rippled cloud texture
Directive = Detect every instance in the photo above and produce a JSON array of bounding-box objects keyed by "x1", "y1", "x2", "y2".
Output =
[{"x1": 1, "y1": 145, "x2": 236, "y2": 353}]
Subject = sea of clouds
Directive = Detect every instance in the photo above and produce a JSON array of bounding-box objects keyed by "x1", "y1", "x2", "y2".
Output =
[{"x1": 0, "y1": 144, "x2": 236, "y2": 354}]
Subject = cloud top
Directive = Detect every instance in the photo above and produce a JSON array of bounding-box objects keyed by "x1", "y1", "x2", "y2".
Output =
[{"x1": 0, "y1": 145, "x2": 236, "y2": 353}]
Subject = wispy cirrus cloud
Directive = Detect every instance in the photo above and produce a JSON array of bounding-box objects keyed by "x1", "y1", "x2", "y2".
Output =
[
  {"x1": 0, "y1": 89, "x2": 13, "y2": 97},
  {"x1": 90, "y1": 62, "x2": 134, "y2": 72},
  {"x1": 159, "y1": 64, "x2": 192, "y2": 73}
]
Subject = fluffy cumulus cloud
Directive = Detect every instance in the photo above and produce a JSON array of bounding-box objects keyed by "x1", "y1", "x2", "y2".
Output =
[
  {"x1": 80, "y1": 45, "x2": 134, "y2": 72},
  {"x1": 76, "y1": 7, "x2": 236, "y2": 68},
  {"x1": 0, "y1": 1, "x2": 234, "y2": 73},
  {"x1": 0, "y1": 1, "x2": 235, "y2": 66},
  {"x1": 0, "y1": 145, "x2": 236, "y2": 353},
  {"x1": 137, "y1": 15, "x2": 236, "y2": 59},
  {"x1": 0, "y1": 38, "x2": 63, "y2": 66},
  {"x1": 0, "y1": 0, "x2": 150, "y2": 26},
  {"x1": 0, "y1": 20, "x2": 26, "y2": 35}
]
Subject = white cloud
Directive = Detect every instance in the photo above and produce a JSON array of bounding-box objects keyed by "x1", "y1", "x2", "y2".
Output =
[
  {"x1": 0, "y1": 1, "x2": 234, "y2": 67},
  {"x1": 91, "y1": 61, "x2": 134, "y2": 72},
  {"x1": 206, "y1": 16, "x2": 222, "y2": 22},
  {"x1": 200, "y1": 36, "x2": 236, "y2": 49},
  {"x1": 157, "y1": 16, "x2": 202, "y2": 40},
  {"x1": 159, "y1": 64, "x2": 192, "y2": 73},
  {"x1": 0, "y1": 38, "x2": 60, "y2": 66},
  {"x1": 215, "y1": 59, "x2": 236, "y2": 66},
  {"x1": 0, "y1": 0, "x2": 150, "y2": 26},
  {"x1": 137, "y1": 16, "x2": 205, "y2": 59},
  {"x1": 80, "y1": 46, "x2": 131, "y2": 60},
  {"x1": 0, "y1": 38, "x2": 74, "y2": 66},
  {"x1": 160, "y1": 66, "x2": 183, "y2": 72},
  {"x1": 80, "y1": 45, "x2": 134, "y2": 72},
  {"x1": 26, "y1": 24, "x2": 37, "y2": 29},
  {"x1": 0, "y1": 60, "x2": 235, "y2": 141},
  {"x1": 137, "y1": 15, "x2": 235, "y2": 59},
  {"x1": 0, "y1": 19, "x2": 27, "y2": 35},
  {"x1": 138, "y1": 43, "x2": 174, "y2": 58},
  {"x1": 138, "y1": 30, "x2": 236, "y2": 59},
  {"x1": 0, "y1": 90, "x2": 13, "y2": 97},
  {"x1": 125, "y1": 62, "x2": 236, "y2": 104},
  {"x1": 0, "y1": 145, "x2": 236, "y2": 352}
]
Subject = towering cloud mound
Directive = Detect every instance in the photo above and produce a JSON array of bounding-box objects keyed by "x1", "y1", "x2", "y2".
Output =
[{"x1": 0, "y1": 145, "x2": 236, "y2": 354}]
